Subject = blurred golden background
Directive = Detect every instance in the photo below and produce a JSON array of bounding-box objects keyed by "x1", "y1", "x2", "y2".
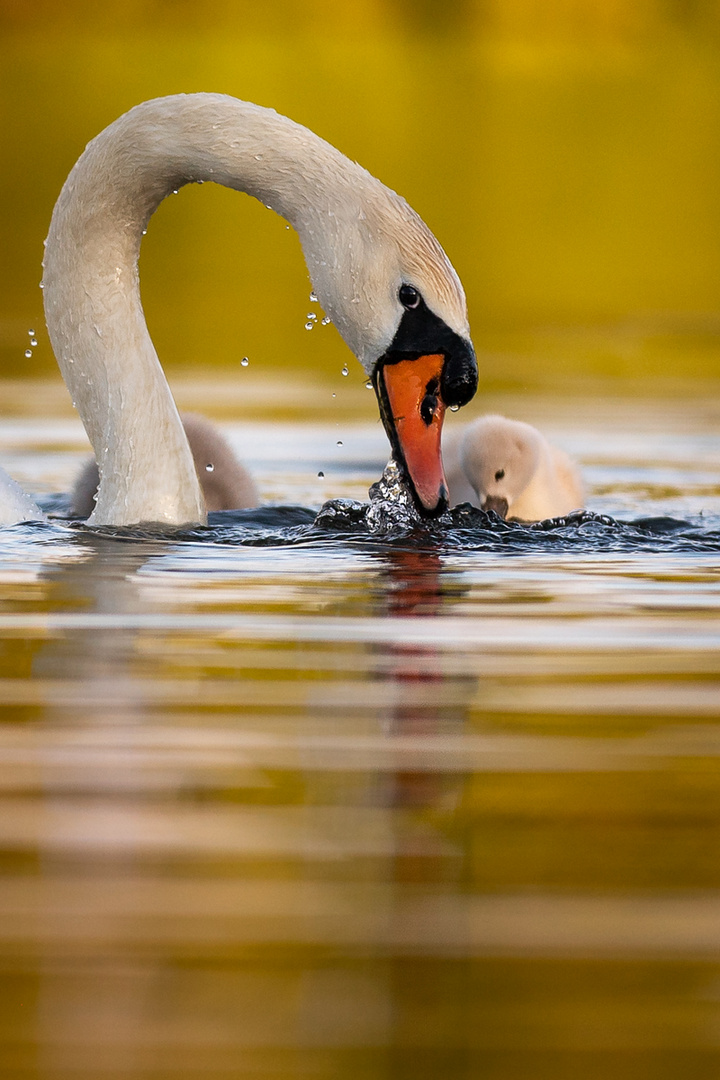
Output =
[{"x1": 2, "y1": 0, "x2": 720, "y2": 393}]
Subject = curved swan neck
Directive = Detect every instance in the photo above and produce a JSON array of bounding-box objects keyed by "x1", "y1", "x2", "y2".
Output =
[
  {"x1": 61, "y1": 94, "x2": 370, "y2": 228},
  {"x1": 42, "y1": 93, "x2": 468, "y2": 526},
  {"x1": 41, "y1": 95, "x2": 387, "y2": 526}
]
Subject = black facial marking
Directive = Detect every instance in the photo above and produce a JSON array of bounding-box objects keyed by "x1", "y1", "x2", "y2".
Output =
[
  {"x1": 379, "y1": 294, "x2": 478, "y2": 409},
  {"x1": 441, "y1": 347, "x2": 477, "y2": 409},
  {"x1": 495, "y1": 469, "x2": 505, "y2": 481}
]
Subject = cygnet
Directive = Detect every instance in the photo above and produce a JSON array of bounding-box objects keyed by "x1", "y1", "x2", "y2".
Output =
[
  {"x1": 444, "y1": 414, "x2": 584, "y2": 521},
  {"x1": 72, "y1": 412, "x2": 259, "y2": 518}
]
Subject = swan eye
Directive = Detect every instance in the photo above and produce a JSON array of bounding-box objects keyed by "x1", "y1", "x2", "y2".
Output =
[
  {"x1": 399, "y1": 284, "x2": 421, "y2": 310},
  {"x1": 495, "y1": 469, "x2": 505, "y2": 481}
]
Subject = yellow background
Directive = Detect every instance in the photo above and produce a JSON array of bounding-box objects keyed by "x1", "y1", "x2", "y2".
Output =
[{"x1": 2, "y1": 0, "x2": 720, "y2": 392}]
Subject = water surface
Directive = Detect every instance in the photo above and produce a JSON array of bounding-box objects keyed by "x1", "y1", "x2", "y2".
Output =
[{"x1": 0, "y1": 389, "x2": 719, "y2": 1079}]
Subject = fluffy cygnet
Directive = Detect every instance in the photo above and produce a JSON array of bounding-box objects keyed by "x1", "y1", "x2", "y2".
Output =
[
  {"x1": 444, "y1": 414, "x2": 584, "y2": 521},
  {"x1": 72, "y1": 412, "x2": 259, "y2": 518}
]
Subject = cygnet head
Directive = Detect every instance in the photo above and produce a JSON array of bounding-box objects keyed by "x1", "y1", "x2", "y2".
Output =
[{"x1": 460, "y1": 415, "x2": 542, "y2": 518}]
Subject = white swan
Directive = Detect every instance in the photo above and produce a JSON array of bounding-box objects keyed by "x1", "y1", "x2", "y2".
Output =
[
  {"x1": 41, "y1": 93, "x2": 477, "y2": 527},
  {"x1": 72, "y1": 411, "x2": 258, "y2": 517},
  {"x1": 444, "y1": 414, "x2": 584, "y2": 521}
]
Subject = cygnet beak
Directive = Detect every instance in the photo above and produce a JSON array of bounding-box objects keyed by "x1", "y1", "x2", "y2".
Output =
[{"x1": 482, "y1": 495, "x2": 509, "y2": 519}]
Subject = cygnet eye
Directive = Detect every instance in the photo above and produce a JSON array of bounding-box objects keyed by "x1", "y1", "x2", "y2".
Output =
[
  {"x1": 495, "y1": 469, "x2": 505, "y2": 481},
  {"x1": 398, "y1": 284, "x2": 421, "y2": 310}
]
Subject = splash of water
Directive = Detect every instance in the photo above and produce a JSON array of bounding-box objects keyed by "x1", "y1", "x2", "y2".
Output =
[{"x1": 365, "y1": 458, "x2": 425, "y2": 533}]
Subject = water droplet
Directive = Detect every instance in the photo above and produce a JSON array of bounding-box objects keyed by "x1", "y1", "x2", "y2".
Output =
[
  {"x1": 197, "y1": 179, "x2": 204, "y2": 185},
  {"x1": 142, "y1": 229, "x2": 147, "y2": 236},
  {"x1": 205, "y1": 463, "x2": 214, "y2": 473},
  {"x1": 28, "y1": 329, "x2": 35, "y2": 337},
  {"x1": 172, "y1": 189, "x2": 179, "y2": 195},
  {"x1": 365, "y1": 380, "x2": 372, "y2": 390},
  {"x1": 241, "y1": 357, "x2": 249, "y2": 367},
  {"x1": 30, "y1": 339, "x2": 37, "y2": 347},
  {"x1": 306, "y1": 312, "x2": 317, "y2": 321},
  {"x1": 39, "y1": 282, "x2": 44, "y2": 289},
  {"x1": 321, "y1": 316, "x2": 331, "y2": 326},
  {"x1": 332, "y1": 393, "x2": 336, "y2": 399},
  {"x1": 309, "y1": 292, "x2": 318, "y2": 303},
  {"x1": 337, "y1": 440, "x2": 343, "y2": 446},
  {"x1": 304, "y1": 322, "x2": 314, "y2": 331},
  {"x1": 317, "y1": 471, "x2": 324, "y2": 478},
  {"x1": 24, "y1": 349, "x2": 32, "y2": 358},
  {"x1": 450, "y1": 404, "x2": 460, "y2": 412},
  {"x1": 341, "y1": 365, "x2": 349, "y2": 377}
]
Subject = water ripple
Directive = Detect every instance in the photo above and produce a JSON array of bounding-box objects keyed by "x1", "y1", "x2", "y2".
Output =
[{"x1": 68, "y1": 502, "x2": 720, "y2": 555}]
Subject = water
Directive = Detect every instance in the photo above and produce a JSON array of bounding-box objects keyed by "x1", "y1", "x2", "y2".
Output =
[{"x1": 0, "y1": 390, "x2": 719, "y2": 1079}]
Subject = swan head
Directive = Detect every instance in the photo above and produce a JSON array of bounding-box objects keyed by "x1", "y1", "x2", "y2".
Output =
[
  {"x1": 296, "y1": 183, "x2": 477, "y2": 517},
  {"x1": 460, "y1": 415, "x2": 541, "y2": 519}
]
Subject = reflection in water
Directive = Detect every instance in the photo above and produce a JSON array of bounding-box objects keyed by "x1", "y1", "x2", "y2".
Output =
[
  {"x1": 377, "y1": 550, "x2": 476, "y2": 1076},
  {"x1": 377, "y1": 549, "x2": 470, "y2": 831}
]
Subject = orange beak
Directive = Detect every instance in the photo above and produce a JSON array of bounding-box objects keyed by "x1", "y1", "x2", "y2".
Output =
[{"x1": 379, "y1": 354, "x2": 448, "y2": 514}]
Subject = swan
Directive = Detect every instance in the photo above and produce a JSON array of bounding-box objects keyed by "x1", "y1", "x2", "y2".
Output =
[
  {"x1": 71, "y1": 411, "x2": 258, "y2": 517},
  {"x1": 41, "y1": 93, "x2": 477, "y2": 527},
  {"x1": 444, "y1": 414, "x2": 584, "y2": 520}
]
